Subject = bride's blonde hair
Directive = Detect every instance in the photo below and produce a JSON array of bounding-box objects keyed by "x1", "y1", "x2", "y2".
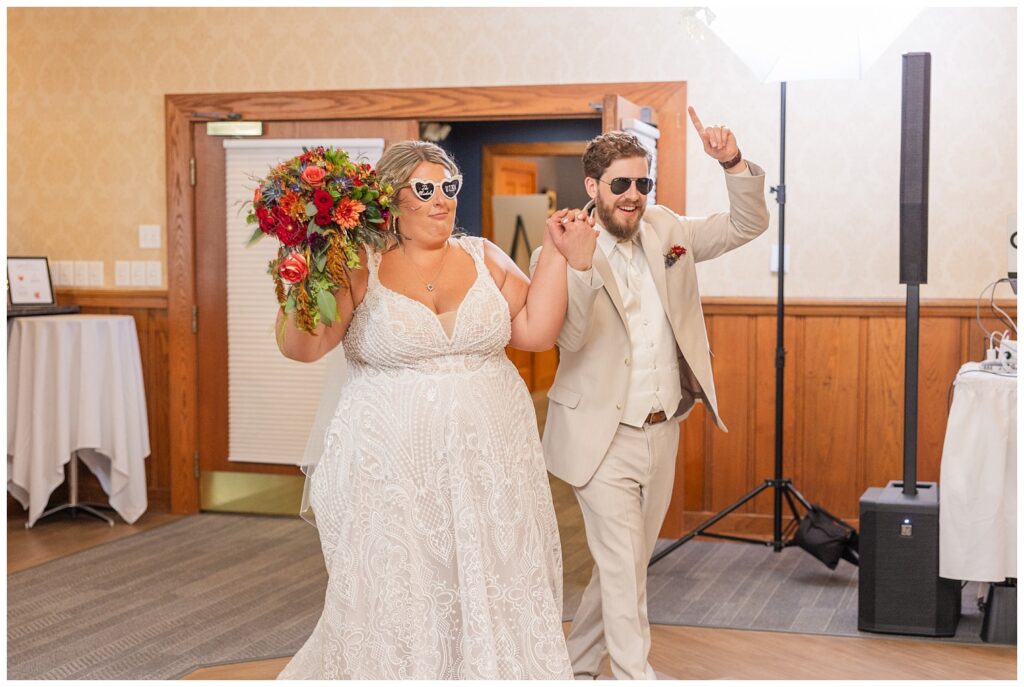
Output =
[{"x1": 377, "y1": 140, "x2": 461, "y2": 232}]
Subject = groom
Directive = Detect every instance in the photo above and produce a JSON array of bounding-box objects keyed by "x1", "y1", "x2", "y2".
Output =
[{"x1": 533, "y1": 109, "x2": 770, "y2": 679}]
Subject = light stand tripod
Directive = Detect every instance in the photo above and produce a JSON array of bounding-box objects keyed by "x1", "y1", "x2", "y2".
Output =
[{"x1": 651, "y1": 82, "x2": 813, "y2": 566}]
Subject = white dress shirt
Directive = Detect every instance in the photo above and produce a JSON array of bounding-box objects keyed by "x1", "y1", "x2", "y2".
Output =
[{"x1": 592, "y1": 225, "x2": 682, "y2": 427}]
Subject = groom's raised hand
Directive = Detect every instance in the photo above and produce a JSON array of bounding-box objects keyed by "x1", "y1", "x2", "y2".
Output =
[{"x1": 688, "y1": 105, "x2": 740, "y2": 164}]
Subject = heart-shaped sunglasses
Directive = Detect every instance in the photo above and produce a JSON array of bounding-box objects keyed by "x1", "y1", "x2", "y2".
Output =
[{"x1": 408, "y1": 175, "x2": 463, "y2": 202}]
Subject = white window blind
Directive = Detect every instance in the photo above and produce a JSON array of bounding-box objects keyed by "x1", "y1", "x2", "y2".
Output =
[{"x1": 223, "y1": 138, "x2": 385, "y2": 465}]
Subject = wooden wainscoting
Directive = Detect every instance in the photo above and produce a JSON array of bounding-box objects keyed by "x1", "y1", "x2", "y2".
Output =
[
  {"x1": 28, "y1": 292, "x2": 1012, "y2": 535},
  {"x1": 45, "y1": 289, "x2": 172, "y2": 512},
  {"x1": 660, "y1": 297, "x2": 1018, "y2": 539}
]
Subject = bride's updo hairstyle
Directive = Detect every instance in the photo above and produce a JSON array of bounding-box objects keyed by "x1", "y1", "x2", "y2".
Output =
[{"x1": 376, "y1": 141, "x2": 461, "y2": 239}]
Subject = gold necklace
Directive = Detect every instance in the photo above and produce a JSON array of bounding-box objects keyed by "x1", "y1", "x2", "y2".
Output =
[{"x1": 403, "y1": 240, "x2": 450, "y2": 292}]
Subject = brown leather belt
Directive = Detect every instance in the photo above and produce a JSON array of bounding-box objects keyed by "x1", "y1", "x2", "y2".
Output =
[{"x1": 645, "y1": 410, "x2": 668, "y2": 425}]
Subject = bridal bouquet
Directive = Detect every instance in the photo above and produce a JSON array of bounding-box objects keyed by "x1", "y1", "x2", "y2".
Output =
[{"x1": 247, "y1": 146, "x2": 393, "y2": 332}]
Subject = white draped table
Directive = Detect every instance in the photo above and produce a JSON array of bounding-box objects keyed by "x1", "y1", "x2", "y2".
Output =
[
  {"x1": 7, "y1": 314, "x2": 151, "y2": 527},
  {"x1": 938, "y1": 362, "x2": 1016, "y2": 582}
]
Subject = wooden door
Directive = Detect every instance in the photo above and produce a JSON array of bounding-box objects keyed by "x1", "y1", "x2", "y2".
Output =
[
  {"x1": 193, "y1": 119, "x2": 418, "y2": 487},
  {"x1": 166, "y1": 82, "x2": 690, "y2": 514},
  {"x1": 490, "y1": 157, "x2": 540, "y2": 387},
  {"x1": 493, "y1": 157, "x2": 538, "y2": 194},
  {"x1": 602, "y1": 94, "x2": 659, "y2": 131}
]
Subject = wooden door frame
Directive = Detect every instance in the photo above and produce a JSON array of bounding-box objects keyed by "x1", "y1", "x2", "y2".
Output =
[
  {"x1": 481, "y1": 141, "x2": 589, "y2": 240},
  {"x1": 165, "y1": 81, "x2": 688, "y2": 513}
]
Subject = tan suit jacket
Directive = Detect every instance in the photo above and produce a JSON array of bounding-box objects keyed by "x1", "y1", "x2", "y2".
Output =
[{"x1": 532, "y1": 163, "x2": 770, "y2": 487}]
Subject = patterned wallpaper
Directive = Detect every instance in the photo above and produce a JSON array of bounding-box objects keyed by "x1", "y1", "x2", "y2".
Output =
[{"x1": 7, "y1": 7, "x2": 1016, "y2": 297}]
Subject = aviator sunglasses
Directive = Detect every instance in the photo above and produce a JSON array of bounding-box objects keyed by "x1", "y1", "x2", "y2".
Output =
[
  {"x1": 599, "y1": 176, "x2": 655, "y2": 195},
  {"x1": 408, "y1": 175, "x2": 463, "y2": 202}
]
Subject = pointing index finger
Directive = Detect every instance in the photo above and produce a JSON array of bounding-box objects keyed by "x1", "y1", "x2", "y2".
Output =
[{"x1": 687, "y1": 106, "x2": 705, "y2": 134}]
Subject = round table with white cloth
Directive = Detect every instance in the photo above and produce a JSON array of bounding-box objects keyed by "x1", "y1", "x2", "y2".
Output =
[
  {"x1": 7, "y1": 314, "x2": 151, "y2": 527},
  {"x1": 938, "y1": 361, "x2": 1016, "y2": 582}
]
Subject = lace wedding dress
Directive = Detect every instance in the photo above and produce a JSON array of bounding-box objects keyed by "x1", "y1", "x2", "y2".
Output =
[{"x1": 278, "y1": 236, "x2": 572, "y2": 680}]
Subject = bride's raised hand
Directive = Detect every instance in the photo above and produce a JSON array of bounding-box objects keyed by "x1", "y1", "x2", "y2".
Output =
[{"x1": 549, "y1": 208, "x2": 597, "y2": 271}]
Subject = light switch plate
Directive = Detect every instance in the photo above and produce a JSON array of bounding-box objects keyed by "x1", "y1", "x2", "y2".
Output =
[
  {"x1": 56, "y1": 261, "x2": 73, "y2": 287},
  {"x1": 88, "y1": 261, "x2": 104, "y2": 287},
  {"x1": 770, "y1": 244, "x2": 790, "y2": 274},
  {"x1": 130, "y1": 261, "x2": 147, "y2": 286},
  {"x1": 139, "y1": 224, "x2": 161, "y2": 250},
  {"x1": 73, "y1": 261, "x2": 90, "y2": 286},
  {"x1": 115, "y1": 261, "x2": 131, "y2": 286},
  {"x1": 145, "y1": 260, "x2": 161, "y2": 287}
]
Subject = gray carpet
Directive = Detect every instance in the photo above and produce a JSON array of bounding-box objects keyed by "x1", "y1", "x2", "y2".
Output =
[
  {"x1": 638, "y1": 539, "x2": 986, "y2": 643},
  {"x1": 7, "y1": 514, "x2": 989, "y2": 680},
  {"x1": 7, "y1": 514, "x2": 324, "y2": 680}
]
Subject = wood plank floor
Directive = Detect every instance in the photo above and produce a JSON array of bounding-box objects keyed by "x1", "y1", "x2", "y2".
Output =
[
  {"x1": 7, "y1": 423, "x2": 1016, "y2": 682},
  {"x1": 182, "y1": 621, "x2": 1016, "y2": 680},
  {"x1": 6, "y1": 503, "x2": 184, "y2": 574}
]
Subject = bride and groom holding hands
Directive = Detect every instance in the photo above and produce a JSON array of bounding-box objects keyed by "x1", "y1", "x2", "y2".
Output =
[{"x1": 276, "y1": 107, "x2": 770, "y2": 680}]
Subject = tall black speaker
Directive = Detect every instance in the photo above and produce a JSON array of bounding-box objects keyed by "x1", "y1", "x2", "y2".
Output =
[
  {"x1": 858, "y1": 52, "x2": 960, "y2": 637},
  {"x1": 900, "y1": 52, "x2": 930, "y2": 285}
]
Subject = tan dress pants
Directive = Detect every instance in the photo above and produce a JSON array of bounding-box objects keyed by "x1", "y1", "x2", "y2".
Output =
[{"x1": 565, "y1": 419, "x2": 680, "y2": 680}]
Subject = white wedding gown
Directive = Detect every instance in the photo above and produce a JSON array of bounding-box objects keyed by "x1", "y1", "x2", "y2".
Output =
[{"x1": 278, "y1": 236, "x2": 572, "y2": 680}]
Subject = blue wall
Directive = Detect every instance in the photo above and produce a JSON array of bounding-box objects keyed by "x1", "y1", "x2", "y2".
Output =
[{"x1": 438, "y1": 119, "x2": 601, "y2": 236}]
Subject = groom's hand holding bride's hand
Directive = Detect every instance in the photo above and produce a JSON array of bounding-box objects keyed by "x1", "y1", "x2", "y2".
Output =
[{"x1": 547, "y1": 208, "x2": 598, "y2": 272}]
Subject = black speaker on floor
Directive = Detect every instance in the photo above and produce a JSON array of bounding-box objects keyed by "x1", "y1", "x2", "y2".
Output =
[
  {"x1": 858, "y1": 481, "x2": 961, "y2": 636},
  {"x1": 858, "y1": 52, "x2": 961, "y2": 637}
]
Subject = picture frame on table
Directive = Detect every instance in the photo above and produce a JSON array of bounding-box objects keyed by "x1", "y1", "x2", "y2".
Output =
[{"x1": 7, "y1": 257, "x2": 55, "y2": 306}]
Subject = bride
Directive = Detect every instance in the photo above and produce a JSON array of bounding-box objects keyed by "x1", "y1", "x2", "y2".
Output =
[{"x1": 275, "y1": 141, "x2": 596, "y2": 679}]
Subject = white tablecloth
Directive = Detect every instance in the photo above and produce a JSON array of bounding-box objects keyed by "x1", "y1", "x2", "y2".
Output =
[
  {"x1": 939, "y1": 362, "x2": 1016, "y2": 582},
  {"x1": 7, "y1": 314, "x2": 151, "y2": 526}
]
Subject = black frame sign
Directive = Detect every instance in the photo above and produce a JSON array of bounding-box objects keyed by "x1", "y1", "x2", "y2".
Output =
[{"x1": 7, "y1": 257, "x2": 55, "y2": 305}]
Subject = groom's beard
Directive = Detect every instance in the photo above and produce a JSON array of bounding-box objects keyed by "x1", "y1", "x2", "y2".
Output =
[{"x1": 594, "y1": 187, "x2": 645, "y2": 241}]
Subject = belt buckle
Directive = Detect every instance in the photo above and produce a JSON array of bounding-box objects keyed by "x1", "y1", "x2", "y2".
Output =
[{"x1": 646, "y1": 410, "x2": 667, "y2": 425}]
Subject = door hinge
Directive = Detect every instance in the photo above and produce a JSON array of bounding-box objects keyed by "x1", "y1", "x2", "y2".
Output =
[
  {"x1": 189, "y1": 158, "x2": 196, "y2": 186},
  {"x1": 193, "y1": 451, "x2": 200, "y2": 480},
  {"x1": 192, "y1": 305, "x2": 198, "y2": 334}
]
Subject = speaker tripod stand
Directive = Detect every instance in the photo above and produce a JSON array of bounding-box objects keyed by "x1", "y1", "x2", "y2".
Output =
[{"x1": 651, "y1": 81, "x2": 813, "y2": 567}]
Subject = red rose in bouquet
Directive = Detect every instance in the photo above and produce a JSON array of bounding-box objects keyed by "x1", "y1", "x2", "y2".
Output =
[
  {"x1": 279, "y1": 251, "x2": 309, "y2": 283},
  {"x1": 247, "y1": 146, "x2": 394, "y2": 333},
  {"x1": 301, "y1": 166, "x2": 326, "y2": 187},
  {"x1": 313, "y1": 189, "x2": 333, "y2": 210}
]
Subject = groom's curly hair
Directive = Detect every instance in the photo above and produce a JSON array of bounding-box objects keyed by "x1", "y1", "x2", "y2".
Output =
[{"x1": 582, "y1": 131, "x2": 652, "y2": 180}]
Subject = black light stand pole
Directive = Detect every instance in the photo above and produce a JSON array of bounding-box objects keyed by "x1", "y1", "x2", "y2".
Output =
[
  {"x1": 650, "y1": 81, "x2": 812, "y2": 567},
  {"x1": 772, "y1": 80, "x2": 789, "y2": 551}
]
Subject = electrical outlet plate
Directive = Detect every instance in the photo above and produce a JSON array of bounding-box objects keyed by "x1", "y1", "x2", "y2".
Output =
[
  {"x1": 130, "y1": 261, "x2": 147, "y2": 286},
  {"x1": 50, "y1": 261, "x2": 66, "y2": 286},
  {"x1": 73, "y1": 261, "x2": 89, "y2": 286},
  {"x1": 145, "y1": 260, "x2": 161, "y2": 287},
  {"x1": 770, "y1": 245, "x2": 790, "y2": 274}
]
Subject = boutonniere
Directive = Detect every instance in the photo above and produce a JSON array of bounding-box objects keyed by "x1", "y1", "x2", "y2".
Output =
[{"x1": 664, "y1": 245, "x2": 687, "y2": 267}]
